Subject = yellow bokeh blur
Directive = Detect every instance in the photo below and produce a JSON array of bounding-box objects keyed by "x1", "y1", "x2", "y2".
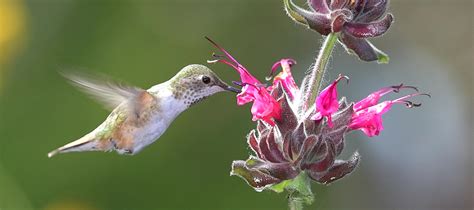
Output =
[{"x1": 0, "y1": 0, "x2": 26, "y2": 90}]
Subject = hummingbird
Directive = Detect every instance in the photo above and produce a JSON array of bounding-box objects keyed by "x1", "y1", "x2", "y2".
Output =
[{"x1": 48, "y1": 64, "x2": 240, "y2": 158}]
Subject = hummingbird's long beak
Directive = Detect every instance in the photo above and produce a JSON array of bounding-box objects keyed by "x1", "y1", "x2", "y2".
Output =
[
  {"x1": 216, "y1": 79, "x2": 241, "y2": 93},
  {"x1": 223, "y1": 85, "x2": 241, "y2": 93}
]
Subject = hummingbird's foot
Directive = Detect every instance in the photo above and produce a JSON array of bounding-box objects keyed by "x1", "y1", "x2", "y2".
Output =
[
  {"x1": 116, "y1": 148, "x2": 134, "y2": 155},
  {"x1": 110, "y1": 139, "x2": 134, "y2": 155}
]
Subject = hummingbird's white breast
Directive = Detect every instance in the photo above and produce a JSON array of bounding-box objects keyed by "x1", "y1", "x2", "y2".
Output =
[{"x1": 128, "y1": 83, "x2": 188, "y2": 153}]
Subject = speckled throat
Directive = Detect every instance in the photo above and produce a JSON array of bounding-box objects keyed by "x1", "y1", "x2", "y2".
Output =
[{"x1": 171, "y1": 84, "x2": 208, "y2": 107}]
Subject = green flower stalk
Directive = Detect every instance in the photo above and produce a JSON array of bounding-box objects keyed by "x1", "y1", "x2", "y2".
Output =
[{"x1": 302, "y1": 32, "x2": 338, "y2": 108}]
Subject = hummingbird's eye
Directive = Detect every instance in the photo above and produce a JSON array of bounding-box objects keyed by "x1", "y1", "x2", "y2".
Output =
[{"x1": 202, "y1": 76, "x2": 211, "y2": 84}]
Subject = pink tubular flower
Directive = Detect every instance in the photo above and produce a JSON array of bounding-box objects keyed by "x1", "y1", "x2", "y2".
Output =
[
  {"x1": 206, "y1": 37, "x2": 281, "y2": 125},
  {"x1": 349, "y1": 101, "x2": 391, "y2": 137},
  {"x1": 311, "y1": 74, "x2": 348, "y2": 127},
  {"x1": 268, "y1": 59, "x2": 300, "y2": 100},
  {"x1": 353, "y1": 84, "x2": 418, "y2": 111},
  {"x1": 349, "y1": 87, "x2": 430, "y2": 137}
]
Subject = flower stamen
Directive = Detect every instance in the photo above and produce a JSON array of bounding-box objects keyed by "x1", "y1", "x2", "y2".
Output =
[
  {"x1": 390, "y1": 83, "x2": 419, "y2": 93},
  {"x1": 336, "y1": 74, "x2": 350, "y2": 84},
  {"x1": 391, "y1": 93, "x2": 430, "y2": 108}
]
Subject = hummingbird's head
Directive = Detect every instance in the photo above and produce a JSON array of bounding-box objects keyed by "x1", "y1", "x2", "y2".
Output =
[{"x1": 170, "y1": 64, "x2": 240, "y2": 106}]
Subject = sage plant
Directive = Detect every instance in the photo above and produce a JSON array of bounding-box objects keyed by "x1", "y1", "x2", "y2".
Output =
[{"x1": 207, "y1": 0, "x2": 428, "y2": 209}]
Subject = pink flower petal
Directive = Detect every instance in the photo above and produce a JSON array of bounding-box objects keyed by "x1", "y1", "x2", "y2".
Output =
[
  {"x1": 312, "y1": 74, "x2": 348, "y2": 127},
  {"x1": 349, "y1": 101, "x2": 392, "y2": 137},
  {"x1": 268, "y1": 59, "x2": 300, "y2": 100},
  {"x1": 250, "y1": 87, "x2": 281, "y2": 125}
]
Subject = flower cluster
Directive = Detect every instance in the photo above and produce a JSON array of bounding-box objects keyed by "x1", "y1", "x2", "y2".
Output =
[
  {"x1": 207, "y1": 39, "x2": 427, "y2": 191},
  {"x1": 284, "y1": 0, "x2": 393, "y2": 63}
]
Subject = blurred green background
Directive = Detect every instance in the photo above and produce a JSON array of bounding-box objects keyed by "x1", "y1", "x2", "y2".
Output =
[{"x1": 0, "y1": 0, "x2": 472, "y2": 209}]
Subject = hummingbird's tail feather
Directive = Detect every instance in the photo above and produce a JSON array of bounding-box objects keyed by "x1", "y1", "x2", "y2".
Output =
[{"x1": 48, "y1": 134, "x2": 101, "y2": 158}]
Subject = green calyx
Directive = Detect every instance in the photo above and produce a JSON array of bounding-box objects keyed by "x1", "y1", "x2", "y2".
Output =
[{"x1": 283, "y1": 0, "x2": 308, "y2": 26}]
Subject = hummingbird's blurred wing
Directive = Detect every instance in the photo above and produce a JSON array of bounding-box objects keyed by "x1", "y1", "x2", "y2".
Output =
[{"x1": 61, "y1": 72, "x2": 151, "y2": 112}]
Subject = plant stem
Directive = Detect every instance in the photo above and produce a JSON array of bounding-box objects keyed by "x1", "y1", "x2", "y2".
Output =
[
  {"x1": 303, "y1": 33, "x2": 338, "y2": 105},
  {"x1": 288, "y1": 195, "x2": 304, "y2": 210},
  {"x1": 284, "y1": 172, "x2": 313, "y2": 210}
]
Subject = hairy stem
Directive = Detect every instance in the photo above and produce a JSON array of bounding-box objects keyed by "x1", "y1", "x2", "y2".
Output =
[
  {"x1": 288, "y1": 195, "x2": 304, "y2": 210},
  {"x1": 283, "y1": 172, "x2": 314, "y2": 210},
  {"x1": 303, "y1": 33, "x2": 338, "y2": 106}
]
